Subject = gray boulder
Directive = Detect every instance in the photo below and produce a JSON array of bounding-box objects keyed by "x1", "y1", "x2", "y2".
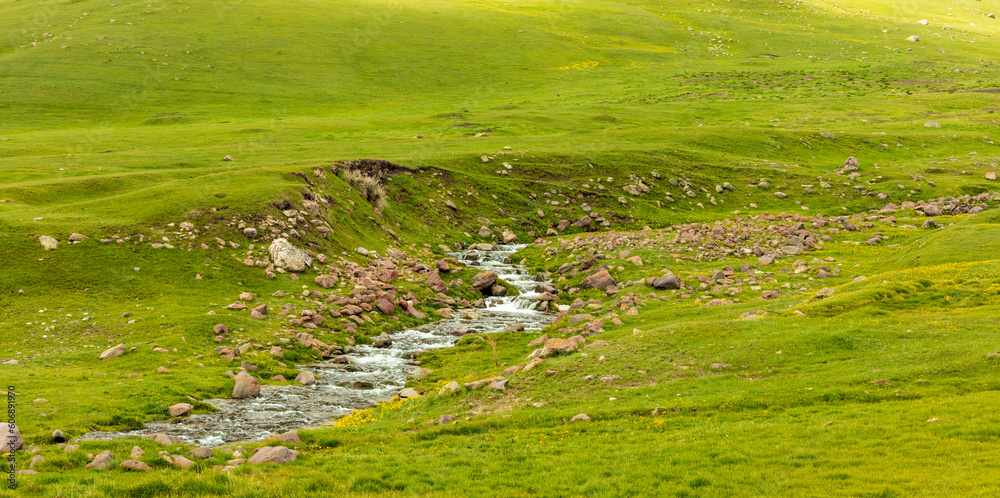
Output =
[
  {"x1": 652, "y1": 274, "x2": 680, "y2": 290},
  {"x1": 188, "y1": 447, "x2": 214, "y2": 459},
  {"x1": 294, "y1": 371, "x2": 316, "y2": 386},
  {"x1": 372, "y1": 332, "x2": 392, "y2": 348},
  {"x1": 921, "y1": 204, "x2": 942, "y2": 217}
]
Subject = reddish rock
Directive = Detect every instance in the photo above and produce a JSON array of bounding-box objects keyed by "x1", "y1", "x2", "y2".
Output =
[
  {"x1": 248, "y1": 446, "x2": 299, "y2": 465},
  {"x1": 119, "y1": 459, "x2": 151, "y2": 471},
  {"x1": 471, "y1": 271, "x2": 498, "y2": 292},
  {"x1": 425, "y1": 272, "x2": 447, "y2": 293},
  {"x1": 314, "y1": 275, "x2": 337, "y2": 289},
  {"x1": 580, "y1": 270, "x2": 616, "y2": 291},
  {"x1": 541, "y1": 338, "x2": 578, "y2": 357},
  {"x1": 464, "y1": 376, "x2": 504, "y2": 390},
  {"x1": 376, "y1": 298, "x2": 395, "y2": 314},
  {"x1": 521, "y1": 358, "x2": 545, "y2": 372},
  {"x1": 168, "y1": 403, "x2": 193, "y2": 417},
  {"x1": 232, "y1": 372, "x2": 260, "y2": 399},
  {"x1": 340, "y1": 305, "x2": 363, "y2": 316}
]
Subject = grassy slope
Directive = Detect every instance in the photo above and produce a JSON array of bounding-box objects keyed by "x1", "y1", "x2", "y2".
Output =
[{"x1": 1, "y1": 0, "x2": 1000, "y2": 495}]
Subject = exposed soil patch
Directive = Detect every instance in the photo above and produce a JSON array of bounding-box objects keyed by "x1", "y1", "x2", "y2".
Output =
[{"x1": 335, "y1": 159, "x2": 417, "y2": 179}]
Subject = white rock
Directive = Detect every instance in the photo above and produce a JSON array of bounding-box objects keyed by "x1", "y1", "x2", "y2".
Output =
[
  {"x1": 268, "y1": 238, "x2": 311, "y2": 272},
  {"x1": 38, "y1": 236, "x2": 58, "y2": 250}
]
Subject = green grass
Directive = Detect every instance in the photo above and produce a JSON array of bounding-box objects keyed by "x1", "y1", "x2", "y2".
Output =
[{"x1": 2, "y1": 0, "x2": 1000, "y2": 495}]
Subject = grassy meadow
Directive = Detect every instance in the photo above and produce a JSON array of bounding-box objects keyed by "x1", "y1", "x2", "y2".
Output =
[{"x1": 1, "y1": 0, "x2": 999, "y2": 495}]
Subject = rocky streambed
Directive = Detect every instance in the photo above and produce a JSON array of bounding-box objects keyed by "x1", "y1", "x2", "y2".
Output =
[{"x1": 79, "y1": 245, "x2": 554, "y2": 447}]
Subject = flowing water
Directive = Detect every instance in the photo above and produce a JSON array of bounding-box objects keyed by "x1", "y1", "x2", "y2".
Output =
[{"x1": 78, "y1": 244, "x2": 553, "y2": 446}]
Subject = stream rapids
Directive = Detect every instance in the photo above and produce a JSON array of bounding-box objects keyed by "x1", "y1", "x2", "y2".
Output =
[{"x1": 78, "y1": 244, "x2": 554, "y2": 446}]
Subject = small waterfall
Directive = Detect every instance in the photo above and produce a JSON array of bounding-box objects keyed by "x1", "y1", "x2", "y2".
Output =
[{"x1": 456, "y1": 244, "x2": 544, "y2": 311}]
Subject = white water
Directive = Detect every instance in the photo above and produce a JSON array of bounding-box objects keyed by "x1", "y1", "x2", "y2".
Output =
[{"x1": 78, "y1": 244, "x2": 553, "y2": 446}]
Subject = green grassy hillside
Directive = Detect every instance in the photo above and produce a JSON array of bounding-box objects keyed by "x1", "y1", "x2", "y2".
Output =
[{"x1": 2, "y1": 0, "x2": 1000, "y2": 495}]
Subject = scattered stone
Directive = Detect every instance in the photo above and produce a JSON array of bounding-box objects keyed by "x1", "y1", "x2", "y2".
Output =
[
  {"x1": 570, "y1": 413, "x2": 591, "y2": 422},
  {"x1": 99, "y1": 344, "x2": 126, "y2": 360},
  {"x1": 438, "y1": 415, "x2": 456, "y2": 425},
  {"x1": 439, "y1": 381, "x2": 462, "y2": 395},
  {"x1": 3, "y1": 424, "x2": 22, "y2": 451},
  {"x1": 502, "y1": 365, "x2": 523, "y2": 375},
  {"x1": 471, "y1": 271, "x2": 498, "y2": 292},
  {"x1": 294, "y1": 371, "x2": 316, "y2": 386},
  {"x1": 38, "y1": 236, "x2": 58, "y2": 250},
  {"x1": 580, "y1": 270, "x2": 616, "y2": 291},
  {"x1": 171, "y1": 455, "x2": 195, "y2": 469},
  {"x1": 276, "y1": 430, "x2": 301, "y2": 444},
  {"x1": 372, "y1": 332, "x2": 393, "y2": 348},
  {"x1": 399, "y1": 388, "x2": 420, "y2": 399},
  {"x1": 314, "y1": 275, "x2": 336, "y2": 289},
  {"x1": 168, "y1": 403, "x2": 193, "y2": 417},
  {"x1": 906, "y1": 35, "x2": 920, "y2": 42},
  {"x1": 541, "y1": 338, "x2": 579, "y2": 356},
  {"x1": 527, "y1": 335, "x2": 549, "y2": 347},
  {"x1": 119, "y1": 460, "x2": 151, "y2": 471},
  {"x1": 464, "y1": 376, "x2": 505, "y2": 390},
  {"x1": 376, "y1": 297, "x2": 396, "y2": 314},
  {"x1": 425, "y1": 272, "x2": 447, "y2": 293},
  {"x1": 921, "y1": 204, "x2": 942, "y2": 217},
  {"x1": 146, "y1": 432, "x2": 189, "y2": 446},
  {"x1": 232, "y1": 372, "x2": 261, "y2": 399},
  {"x1": 652, "y1": 274, "x2": 680, "y2": 290},
  {"x1": 922, "y1": 218, "x2": 938, "y2": 229},
  {"x1": 537, "y1": 292, "x2": 559, "y2": 301},
  {"x1": 52, "y1": 430, "x2": 65, "y2": 443},
  {"x1": 86, "y1": 450, "x2": 114, "y2": 469},
  {"x1": 268, "y1": 238, "x2": 311, "y2": 272},
  {"x1": 814, "y1": 287, "x2": 836, "y2": 299},
  {"x1": 188, "y1": 447, "x2": 214, "y2": 459}
]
